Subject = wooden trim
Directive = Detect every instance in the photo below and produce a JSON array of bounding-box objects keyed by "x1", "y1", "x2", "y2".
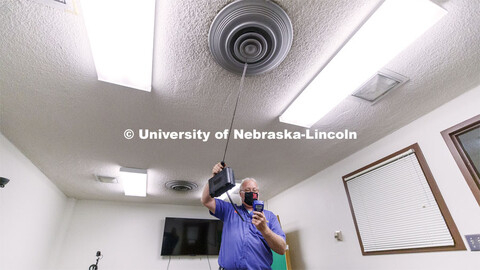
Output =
[
  {"x1": 343, "y1": 144, "x2": 417, "y2": 180},
  {"x1": 276, "y1": 215, "x2": 292, "y2": 270},
  {"x1": 410, "y1": 144, "x2": 466, "y2": 252},
  {"x1": 343, "y1": 177, "x2": 367, "y2": 254},
  {"x1": 441, "y1": 114, "x2": 480, "y2": 206},
  {"x1": 343, "y1": 143, "x2": 466, "y2": 255}
]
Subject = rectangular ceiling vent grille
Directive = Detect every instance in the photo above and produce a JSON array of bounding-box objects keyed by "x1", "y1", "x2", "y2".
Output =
[
  {"x1": 352, "y1": 69, "x2": 409, "y2": 103},
  {"x1": 95, "y1": 175, "x2": 118, "y2": 184},
  {"x1": 29, "y1": 0, "x2": 75, "y2": 12}
]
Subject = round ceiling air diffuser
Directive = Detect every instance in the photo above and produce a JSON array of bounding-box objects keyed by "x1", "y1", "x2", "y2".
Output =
[
  {"x1": 208, "y1": 0, "x2": 293, "y2": 75},
  {"x1": 165, "y1": 180, "x2": 198, "y2": 191}
]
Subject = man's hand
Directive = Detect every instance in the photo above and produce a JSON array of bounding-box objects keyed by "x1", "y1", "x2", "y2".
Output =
[
  {"x1": 252, "y1": 211, "x2": 269, "y2": 233},
  {"x1": 211, "y1": 162, "x2": 225, "y2": 176}
]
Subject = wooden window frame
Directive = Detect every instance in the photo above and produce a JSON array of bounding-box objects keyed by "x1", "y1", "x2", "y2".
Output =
[
  {"x1": 343, "y1": 143, "x2": 465, "y2": 255},
  {"x1": 441, "y1": 114, "x2": 480, "y2": 206}
]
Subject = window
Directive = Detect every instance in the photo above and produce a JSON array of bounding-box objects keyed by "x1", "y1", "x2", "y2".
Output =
[
  {"x1": 442, "y1": 114, "x2": 480, "y2": 206},
  {"x1": 343, "y1": 143, "x2": 465, "y2": 255}
]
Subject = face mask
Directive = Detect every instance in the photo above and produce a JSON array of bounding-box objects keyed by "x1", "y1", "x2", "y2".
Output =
[{"x1": 244, "y1": 192, "x2": 259, "y2": 206}]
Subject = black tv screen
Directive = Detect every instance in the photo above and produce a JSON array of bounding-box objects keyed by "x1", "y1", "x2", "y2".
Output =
[{"x1": 161, "y1": 217, "x2": 223, "y2": 256}]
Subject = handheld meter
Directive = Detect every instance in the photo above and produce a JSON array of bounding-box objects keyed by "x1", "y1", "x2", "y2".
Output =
[{"x1": 253, "y1": 200, "x2": 264, "y2": 212}]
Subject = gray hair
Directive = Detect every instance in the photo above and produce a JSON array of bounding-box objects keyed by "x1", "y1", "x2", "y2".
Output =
[{"x1": 240, "y1": 178, "x2": 258, "y2": 190}]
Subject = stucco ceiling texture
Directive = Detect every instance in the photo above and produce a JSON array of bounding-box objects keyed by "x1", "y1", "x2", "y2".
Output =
[{"x1": 1, "y1": 0, "x2": 479, "y2": 205}]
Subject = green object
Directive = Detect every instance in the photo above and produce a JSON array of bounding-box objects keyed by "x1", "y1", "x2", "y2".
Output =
[{"x1": 271, "y1": 251, "x2": 287, "y2": 270}]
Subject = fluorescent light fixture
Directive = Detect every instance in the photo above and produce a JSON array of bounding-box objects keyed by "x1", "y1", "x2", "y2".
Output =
[
  {"x1": 119, "y1": 167, "x2": 147, "y2": 197},
  {"x1": 218, "y1": 183, "x2": 241, "y2": 201},
  {"x1": 279, "y1": 0, "x2": 446, "y2": 127},
  {"x1": 81, "y1": 0, "x2": 156, "y2": 91}
]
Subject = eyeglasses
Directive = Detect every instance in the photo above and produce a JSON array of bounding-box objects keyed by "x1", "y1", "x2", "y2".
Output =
[{"x1": 240, "y1": 189, "x2": 259, "y2": 193}]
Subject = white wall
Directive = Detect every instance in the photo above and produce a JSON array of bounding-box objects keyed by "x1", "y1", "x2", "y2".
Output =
[
  {"x1": 55, "y1": 200, "x2": 220, "y2": 270},
  {"x1": 268, "y1": 85, "x2": 480, "y2": 270},
  {"x1": 0, "y1": 133, "x2": 69, "y2": 270},
  {"x1": 0, "y1": 132, "x2": 221, "y2": 270}
]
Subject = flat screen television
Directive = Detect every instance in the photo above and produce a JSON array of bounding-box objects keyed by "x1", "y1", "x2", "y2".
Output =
[{"x1": 161, "y1": 217, "x2": 223, "y2": 256}]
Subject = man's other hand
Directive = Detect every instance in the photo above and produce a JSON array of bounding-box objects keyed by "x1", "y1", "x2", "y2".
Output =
[{"x1": 252, "y1": 211, "x2": 268, "y2": 233}]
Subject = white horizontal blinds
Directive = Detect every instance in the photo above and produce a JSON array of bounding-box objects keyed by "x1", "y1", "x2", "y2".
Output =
[{"x1": 346, "y1": 150, "x2": 454, "y2": 252}]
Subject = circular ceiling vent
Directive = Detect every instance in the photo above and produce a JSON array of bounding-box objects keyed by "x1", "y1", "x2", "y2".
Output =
[
  {"x1": 165, "y1": 180, "x2": 198, "y2": 191},
  {"x1": 208, "y1": 0, "x2": 293, "y2": 75}
]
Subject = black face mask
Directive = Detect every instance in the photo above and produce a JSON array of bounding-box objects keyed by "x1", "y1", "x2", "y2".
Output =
[{"x1": 244, "y1": 192, "x2": 259, "y2": 206}]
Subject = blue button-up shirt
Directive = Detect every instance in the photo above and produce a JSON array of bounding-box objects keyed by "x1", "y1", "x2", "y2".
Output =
[{"x1": 210, "y1": 198, "x2": 286, "y2": 270}]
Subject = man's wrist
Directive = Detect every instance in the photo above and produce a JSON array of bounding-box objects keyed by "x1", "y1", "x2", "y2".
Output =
[{"x1": 258, "y1": 224, "x2": 270, "y2": 235}]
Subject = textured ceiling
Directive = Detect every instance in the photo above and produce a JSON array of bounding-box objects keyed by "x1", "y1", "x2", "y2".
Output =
[{"x1": 1, "y1": 0, "x2": 480, "y2": 205}]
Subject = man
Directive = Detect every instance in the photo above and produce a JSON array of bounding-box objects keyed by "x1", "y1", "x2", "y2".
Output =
[{"x1": 201, "y1": 162, "x2": 287, "y2": 270}]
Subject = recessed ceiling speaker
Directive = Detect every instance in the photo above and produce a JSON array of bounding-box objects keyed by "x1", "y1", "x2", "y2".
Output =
[
  {"x1": 165, "y1": 180, "x2": 198, "y2": 191},
  {"x1": 209, "y1": 0, "x2": 293, "y2": 75}
]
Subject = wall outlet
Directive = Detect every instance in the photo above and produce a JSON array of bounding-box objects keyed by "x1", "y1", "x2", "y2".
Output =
[
  {"x1": 465, "y1": 234, "x2": 480, "y2": 251},
  {"x1": 334, "y1": 231, "x2": 343, "y2": 241}
]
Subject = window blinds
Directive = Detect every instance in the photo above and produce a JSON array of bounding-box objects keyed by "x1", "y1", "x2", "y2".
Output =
[{"x1": 345, "y1": 149, "x2": 454, "y2": 252}]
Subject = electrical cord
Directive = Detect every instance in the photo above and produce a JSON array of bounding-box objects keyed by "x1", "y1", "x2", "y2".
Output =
[
  {"x1": 166, "y1": 255, "x2": 171, "y2": 270},
  {"x1": 222, "y1": 62, "x2": 248, "y2": 162},
  {"x1": 226, "y1": 191, "x2": 245, "y2": 222},
  {"x1": 221, "y1": 62, "x2": 248, "y2": 223},
  {"x1": 207, "y1": 255, "x2": 212, "y2": 270},
  {"x1": 88, "y1": 252, "x2": 102, "y2": 270}
]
